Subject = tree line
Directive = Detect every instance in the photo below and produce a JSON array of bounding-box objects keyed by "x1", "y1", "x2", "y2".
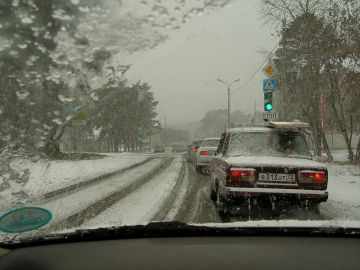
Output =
[
  {"x1": 196, "y1": 109, "x2": 255, "y2": 138},
  {"x1": 261, "y1": 0, "x2": 360, "y2": 163},
  {"x1": 0, "y1": 1, "x2": 159, "y2": 159}
]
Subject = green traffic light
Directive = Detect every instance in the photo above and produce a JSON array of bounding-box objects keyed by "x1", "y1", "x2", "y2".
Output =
[{"x1": 264, "y1": 92, "x2": 273, "y2": 111}]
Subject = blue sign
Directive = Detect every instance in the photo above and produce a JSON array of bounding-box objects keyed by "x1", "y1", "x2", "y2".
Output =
[
  {"x1": 263, "y1": 79, "x2": 277, "y2": 92},
  {"x1": 0, "y1": 207, "x2": 52, "y2": 233}
]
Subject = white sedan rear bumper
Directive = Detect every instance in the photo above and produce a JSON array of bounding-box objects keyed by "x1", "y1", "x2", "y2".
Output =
[{"x1": 196, "y1": 155, "x2": 215, "y2": 166}]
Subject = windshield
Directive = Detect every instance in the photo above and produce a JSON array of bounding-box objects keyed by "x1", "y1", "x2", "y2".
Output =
[
  {"x1": 228, "y1": 132, "x2": 310, "y2": 158},
  {"x1": 201, "y1": 139, "x2": 219, "y2": 147},
  {"x1": 0, "y1": 0, "x2": 359, "y2": 245}
]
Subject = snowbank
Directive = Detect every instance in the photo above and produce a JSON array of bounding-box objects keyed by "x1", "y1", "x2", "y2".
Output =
[
  {"x1": 320, "y1": 163, "x2": 360, "y2": 220},
  {"x1": 22, "y1": 154, "x2": 148, "y2": 195},
  {"x1": 0, "y1": 154, "x2": 148, "y2": 212}
]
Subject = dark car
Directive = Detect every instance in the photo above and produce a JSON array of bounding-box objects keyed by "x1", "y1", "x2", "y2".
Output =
[
  {"x1": 210, "y1": 122, "x2": 328, "y2": 217},
  {"x1": 154, "y1": 144, "x2": 165, "y2": 153}
]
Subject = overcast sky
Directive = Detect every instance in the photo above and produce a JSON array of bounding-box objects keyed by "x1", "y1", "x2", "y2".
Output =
[{"x1": 118, "y1": 0, "x2": 278, "y2": 127}]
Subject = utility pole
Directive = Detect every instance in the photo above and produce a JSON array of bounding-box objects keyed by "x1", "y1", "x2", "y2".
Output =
[
  {"x1": 217, "y1": 78, "x2": 241, "y2": 128},
  {"x1": 281, "y1": 18, "x2": 287, "y2": 119},
  {"x1": 227, "y1": 85, "x2": 231, "y2": 128},
  {"x1": 254, "y1": 100, "x2": 256, "y2": 124},
  {"x1": 68, "y1": 129, "x2": 71, "y2": 160}
]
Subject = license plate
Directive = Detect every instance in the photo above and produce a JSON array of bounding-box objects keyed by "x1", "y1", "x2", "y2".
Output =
[{"x1": 258, "y1": 173, "x2": 295, "y2": 182}]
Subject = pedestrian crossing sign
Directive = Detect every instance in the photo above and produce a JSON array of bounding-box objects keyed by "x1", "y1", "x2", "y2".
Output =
[{"x1": 263, "y1": 79, "x2": 277, "y2": 92}]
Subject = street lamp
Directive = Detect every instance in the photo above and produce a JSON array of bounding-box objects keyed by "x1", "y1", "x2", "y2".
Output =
[{"x1": 217, "y1": 78, "x2": 240, "y2": 128}]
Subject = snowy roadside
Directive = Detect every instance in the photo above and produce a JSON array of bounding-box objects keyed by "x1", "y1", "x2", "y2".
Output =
[
  {"x1": 331, "y1": 150, "x2": 351, "y2": 163},
  {"x1": 0, "y1": 154, "x2": 149, "y2": 212},
  {"x1": 316, "y1": 149, "x2": 360, "y2": 221},
  {"x1": 320, "y1": 163, "x2": 360, "y2": 220}
]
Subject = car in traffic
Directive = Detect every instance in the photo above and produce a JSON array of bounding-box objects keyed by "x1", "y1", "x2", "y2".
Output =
[
  {"x1": 172, "y1": 143, "x2": 187, "y2": 153},
  {"x1": 188, "y1": 139, "x2": 203, "y2": 163},
  {"x1": 154, "y1": 144, "x2": 165, "y2": 153},
  {"x1": 210, "y1": 122, "x2": 328, "y2": 218},
  {"x1": 195, "y1": 137, "x2": 220, "y2": 173}
]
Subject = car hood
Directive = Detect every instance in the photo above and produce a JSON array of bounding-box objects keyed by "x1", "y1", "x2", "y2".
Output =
[{"x1": 225, "y1": 155, "x2": 326, "y2": 170}]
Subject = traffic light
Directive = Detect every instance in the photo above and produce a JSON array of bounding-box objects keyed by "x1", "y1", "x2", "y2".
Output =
[
  {"x1": 135, "y1": 134, "x2": 143, "y2": 143},
  {"x1": 264, "y1": 92, "x2": 273, "y2": 111}
]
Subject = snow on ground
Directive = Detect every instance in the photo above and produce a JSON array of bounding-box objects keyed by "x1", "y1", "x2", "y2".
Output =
[
  {"x1": 331, "y1": 149, "x2": 351, "y2": 163},
  {"x1": 198, "y1": 220, "x2": 360, "y2": 228},
  {"x1": 78, "y1": 158, "x2": 360, "y2": 228},
  {"x1": 22, "y1": 154, "x2": 148, "y2": 195},
  {"x1": 164, "y1": 162, "x2": 190, "y2": 221},
  {"x1": 37, "y1": 158, "x2": 163, "y2": 225},
  {"x1": 81, "y1": 157, "x2": 183, "y2": 228},
  {"x1": 1, "y1": 151, "x2": 359, "y2": 234},
  {"x1": 320, "y1": 163, "x2": 360, "y2": 220},
  {"x1": 0, "y1": 154, "x2": 149, "y2": 212},
  {"x1": 79, "y1": 157, "x2": 360, "y2": 228}
]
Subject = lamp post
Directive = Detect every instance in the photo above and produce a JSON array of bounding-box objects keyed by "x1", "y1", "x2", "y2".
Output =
[{"x1": 217, "y1": 78, "x2": 240, "y2": 127}]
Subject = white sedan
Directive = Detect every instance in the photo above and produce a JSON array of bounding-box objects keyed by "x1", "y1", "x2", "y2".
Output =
[{"x1": 195, "y1": 138, "x2": 220, "y2": 173}]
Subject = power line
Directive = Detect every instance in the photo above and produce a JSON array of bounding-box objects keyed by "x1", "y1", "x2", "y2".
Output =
[
  {"x1": 232, "y1": 41, "x2": 280, "y2": 95},
  {"x1": 202, "y1": 40, "x2": 280, "y2": 114}
]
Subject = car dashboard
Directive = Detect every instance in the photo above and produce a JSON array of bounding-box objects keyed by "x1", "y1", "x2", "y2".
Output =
[{"x1": 1, "y1": 235, "x2": 359, "y2": 270}]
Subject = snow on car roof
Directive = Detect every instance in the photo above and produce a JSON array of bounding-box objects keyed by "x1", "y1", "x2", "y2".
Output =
[
  {"x1": 229, "y1": 122, "x2": 310, "y2": 133},
  {"x1": 269, "y1": 121, "x2": 309, "y2": 129},
  {"x1": 229, "y1": 126, "x2": 272, "y2": 133}
]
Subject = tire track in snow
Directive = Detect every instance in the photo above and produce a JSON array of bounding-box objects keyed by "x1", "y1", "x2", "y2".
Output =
[
  {"x1": 159, "y1": 159, "x2": 190, "y2": 221},
  {"x1": 151, "y1": 158, "x2": 186, "y2": 221},
  {"x1": 50, "y1": 157, "x2": 173, "y2": 230},
  {"x1": 172, "y1": 162, "x2": 198, "y2": 222},
  {"x1": 40, "y1": 157, "x2": 156, "y2": 202},
  {"x1": 173, "y1": 160, "x2": 220, "y2": 223},
  {"x1": 38, "y1": 158, "x2": 164, "y2": 229},
  {"x1": 80, "y1": 157, "x2": 184, "y2": 228}
]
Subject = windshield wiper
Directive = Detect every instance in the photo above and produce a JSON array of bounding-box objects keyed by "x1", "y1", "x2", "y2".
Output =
[{"x1": 2, "y1": 221, "x2": 360, "y2": 249}]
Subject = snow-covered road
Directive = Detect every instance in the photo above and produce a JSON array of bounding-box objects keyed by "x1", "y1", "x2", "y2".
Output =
[
  {"x1": 39, "y1": 158, "x2": 165, "y2": 227},
  {"x1": 1, "y1": 154, "x2": 151, "y2": 211},
  {"x1": 82, "y1": 156, "x2": 185, "y2": 227},
  {"x1": 1, "y1": 152, "x2": 359, "y2": 235}
]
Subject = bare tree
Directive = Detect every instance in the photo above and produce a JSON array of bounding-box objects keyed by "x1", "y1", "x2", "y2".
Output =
[
  {"x1": 261, "y1": 0, "x2": 360, "y2": 162},
  {"x1": 260, "y1": 0, "x2": 327, "y2": 24},
  {"x1": 320, "y1": 0, "x2": 360, "y2": 162}
]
